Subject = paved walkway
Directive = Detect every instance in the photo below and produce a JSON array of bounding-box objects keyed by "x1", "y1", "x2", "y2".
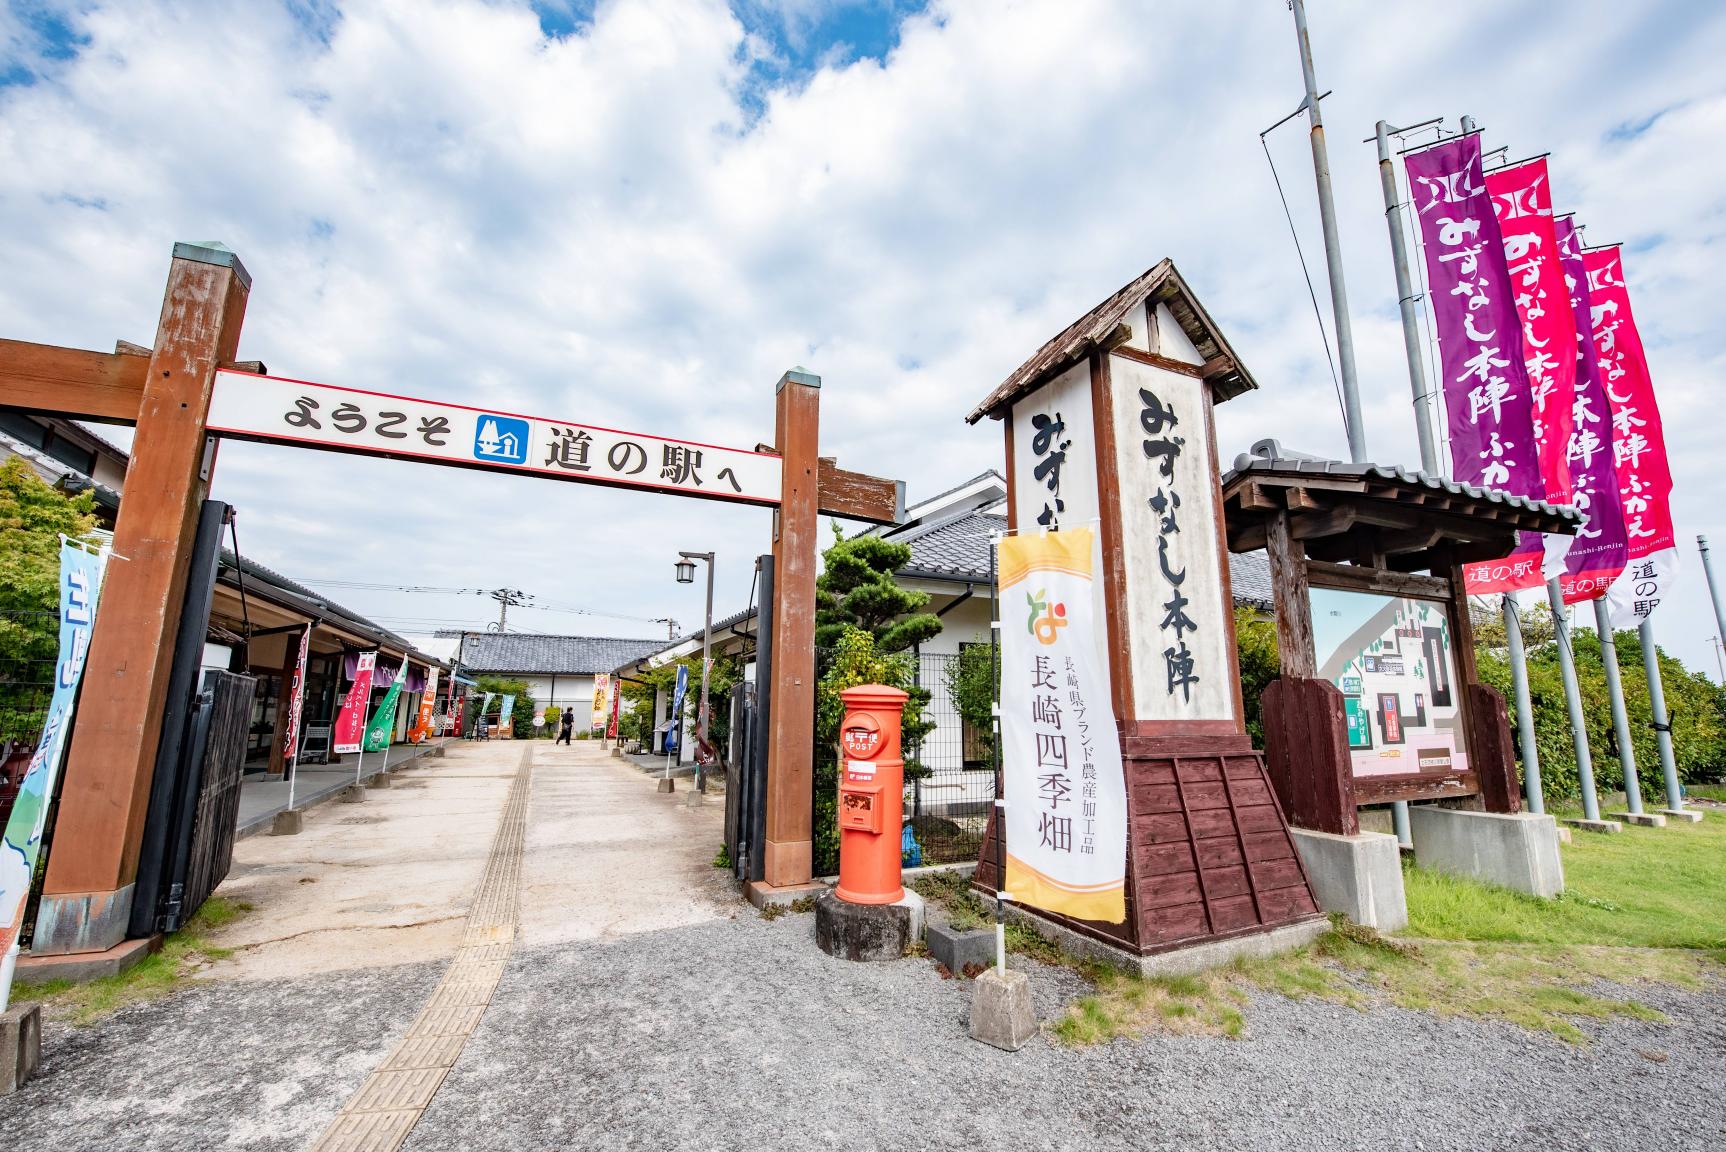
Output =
[
  {"x1": 236, "y1": 741, "x2": 453, "y2": 833},
  {"x1": 4, "y1": 744, "x2": 1723, "y2": 1151}
]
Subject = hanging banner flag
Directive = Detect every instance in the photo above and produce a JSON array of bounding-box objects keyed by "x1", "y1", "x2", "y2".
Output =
[
  {"x1": 279, "y1": 623, "x2": 312, "y2": 771},
  {"x1": 1554, "y1": 218, "x2": 1629, "y2": 603},
  {"x1": 1456, "y1": 157, "x2": 1579, "y2": 592},
  {"x1": 1406, "y1": 136, "x2": 1544, "y2": 510},
  {"x1": 363, "y1": 661, "x2": 408, "y2": 753},
  {"x1": 606, "y1": 679, "x2": 621, "y2": 740},
  {"x1": 411, "y1": 667, "x2": 440, "y2": 742},
  {"x1": 998, "y1": 528, "x2": 1127, "y2": 925},
  {"x1": 333, "y1": 650, "x2": 378, "y2": 754},
  {"x1": 476, "y1": 691, "x2": 496, "y2": 735},
  {"x1": 2, "y1": 541, "x2": 106, "y2": 978},
  {"x1": 498, "y1": 693, "x2": 516, "y2": 733},
  {"x1": 591, "y1": 674, "x2": 612, "y2": 731},
  {"x1": 667, "y1": 665, "x2": 689, "y2": 753},
  {"x1": 1583, "y1": 245, "x2": 1679, "y2": 626}
]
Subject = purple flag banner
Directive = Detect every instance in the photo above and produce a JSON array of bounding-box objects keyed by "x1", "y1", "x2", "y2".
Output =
[
  {"x1": 1406, "y1": 135, "x2": 1543, "y2": 505},
  {"x1": 1553, "y1": 217, "x2": 1629, "y2": 604}
]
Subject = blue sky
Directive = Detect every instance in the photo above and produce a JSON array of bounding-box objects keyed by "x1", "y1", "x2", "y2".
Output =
[{"x1": 2, "y1": 0, "x2": 1724, "y2": 680}]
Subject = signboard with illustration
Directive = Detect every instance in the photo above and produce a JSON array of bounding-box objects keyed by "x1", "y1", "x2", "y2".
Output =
[{"x1": 1310, "y1": 587, "x2": 1466, "y2": 779}]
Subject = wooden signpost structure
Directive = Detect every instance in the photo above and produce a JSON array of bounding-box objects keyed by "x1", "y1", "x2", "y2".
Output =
[
  {"x1": 968, "y1": 260, "x2": 1325, "y2": 966},
  {"x1": 0, "y1": 241, "x2": 897, "y2": 960}
]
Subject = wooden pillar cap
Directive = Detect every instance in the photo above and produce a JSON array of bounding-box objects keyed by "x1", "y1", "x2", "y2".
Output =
[
  {"x1": 171, "y1": 241, "x2": 251, "y2": 290},
  {"x1": 776, "y1": 367, "x2": 821, "y2": 392}
]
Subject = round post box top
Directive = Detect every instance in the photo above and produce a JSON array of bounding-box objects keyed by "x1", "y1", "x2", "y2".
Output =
[{"x1": 837, "y1": 683, "x2": 910, "y2": 709}]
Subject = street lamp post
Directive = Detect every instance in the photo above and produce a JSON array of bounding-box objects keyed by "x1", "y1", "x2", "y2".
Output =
[{"x1": 676, "y1": 551, "x2": 715, "y2": 793}]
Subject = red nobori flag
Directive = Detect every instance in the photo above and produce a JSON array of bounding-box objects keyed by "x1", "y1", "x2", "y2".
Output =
[{"x1": 1582, "y1": 245, "x2": 1678, "y2": 625}]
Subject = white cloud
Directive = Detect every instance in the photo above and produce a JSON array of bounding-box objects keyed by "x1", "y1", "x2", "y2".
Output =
[{"x1": 5, "y1": 0, "x2": 1726, "y2": 675}]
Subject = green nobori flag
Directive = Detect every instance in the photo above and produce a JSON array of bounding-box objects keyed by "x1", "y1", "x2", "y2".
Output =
[{"x1": 363, "y1": 662, "x2": 408, "y2": 753}]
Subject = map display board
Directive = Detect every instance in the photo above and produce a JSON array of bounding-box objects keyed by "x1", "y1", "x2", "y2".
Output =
[{"x1": 1310, "y1": 587, "x2": 1467, "y2": 779}]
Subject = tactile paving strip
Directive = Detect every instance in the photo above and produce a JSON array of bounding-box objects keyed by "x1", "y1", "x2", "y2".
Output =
[{"x1": 309, "y1": 744, "x2": 533, "y2": 1152}]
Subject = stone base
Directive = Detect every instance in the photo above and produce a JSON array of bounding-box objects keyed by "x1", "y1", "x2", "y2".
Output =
[
  {"x1": 364, "y1": 771, "x2": 393, "y2": 789},
  {"x1": 1563, "y1": 817, "x2": 1622, "y2": 834},
  {"x1": 926, "y1": 921, "x2": 996, "y2": 975},
  {"x1": 339, "y1": 785, "x2": 366, "y2": 804},
  {"x1": 969, "y1": 968, "x2": 1035, "y2": 1051},
  {"x1": 814, "y1": 890, "x2": 925, "y2": 962},
  {"x1": 431, "y1": 743, "x2": 447, "y2": 758},
  {"x1": 1290, "y1": 828, "x2": 1408, "y2": 932},
  {"x1": 271, "y1": 809, "x2": 304, "y2": 836},
  {"x1": 656, "y1": 778, "x2": 675, "y2": 793},
  {"x1": 1660, "y1": 808, "x2": 1705, "y2": 824},
  {"x1": 683, "y1": 788, "x2": 704, "y2": 808},
  {"x1": 2, "y1": 1003, "x2": 41, "y2": 1094},
  {"x1": 14, "y1": 934, "x2": 162, "y2": 985},
  {"x1": 743, "y1": 879, "x2": 827, "y2": 911},
  {"x1": 1409, "y1": 807, "x2": 1564, "y2": 897},
  {"x1": 999, "y1": 902, "x2": 1329, "y2": 979},
  {"x1": 1555, "y1": 825, "x2": 1573, "y2": 845},
  {"x1": 1610, "y1": 811, "x2": 1666, "y2": 828}
]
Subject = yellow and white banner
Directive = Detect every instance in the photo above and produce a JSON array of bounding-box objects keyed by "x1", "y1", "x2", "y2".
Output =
[
  {"x1": 999, "y1": 528, "x2": 1127, "y2": 924},
  {"x1": 591, "y1": 673, "x2": 612, "y2": 731}
]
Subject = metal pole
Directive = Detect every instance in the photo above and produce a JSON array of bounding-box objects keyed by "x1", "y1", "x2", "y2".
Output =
[
  {"x1": 1376, "y1": 120, "x2": 1441, "y2": 475},
  {"x1": 1593, "y1": 597, "x2": 1643, "y2": 815},
  {"x1": 1701, "y1": 536, "x2": 1726, "y2": 668},
  {"x1": 1291, "y1": 0, "x2": 1366, "y2": 465},
  {"x1": 990, "y1": 531, "x2": 1007, "y2": 977},
  {"x1": 1638, "y1": 619, "x2": 1685, "y2": 813},
  {"x1": 1547, "y1": 578, "x2": 1600, "y2": 821},
  {"x1": 1502, "y1": 596, "x2": 1545, "y2": 814},
  {"x1": 697, "y1": 555, "x2": 714, "y2": 794}
]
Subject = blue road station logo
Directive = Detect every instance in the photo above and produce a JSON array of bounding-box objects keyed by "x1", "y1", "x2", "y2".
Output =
[{"x1": 473, "y1": 414, "x2": 530, "y2": 465}]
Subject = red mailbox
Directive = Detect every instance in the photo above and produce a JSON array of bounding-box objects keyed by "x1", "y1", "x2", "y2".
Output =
[{"x1": 834, "y1": 683, "x2": 910, "y2": 905}]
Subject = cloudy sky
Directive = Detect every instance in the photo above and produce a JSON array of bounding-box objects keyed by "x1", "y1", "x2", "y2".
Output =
[{"x1": 4, "y1": 0, "x2": 1724, "y2": 678}]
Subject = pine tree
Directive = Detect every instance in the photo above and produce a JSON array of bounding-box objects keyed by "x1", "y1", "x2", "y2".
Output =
[{"x1": 814, "y1": 527, "x2": 941, "y2": 653}]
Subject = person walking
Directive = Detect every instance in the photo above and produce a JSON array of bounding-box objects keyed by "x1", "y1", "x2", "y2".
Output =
[{"x1": 557, "y1": 707, "x2": 574, "y2": 745}]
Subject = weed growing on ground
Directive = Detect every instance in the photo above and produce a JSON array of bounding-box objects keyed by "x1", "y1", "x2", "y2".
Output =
[
  {"x1": 712, "y1": 844, "x2": 731, "y2": 870},
  {"x1": 907, "y1": 870, "x2": 991, "y2": 931},
  {"x1": 758, "y1": 894, "x2": 817, "y2": 921},
  {"x1": 23, "y1": 896, "x2": 255, "y2": 1026},
  {"x1": 1050, "y1": 965, "x2": 1246, "y2": 1045}
]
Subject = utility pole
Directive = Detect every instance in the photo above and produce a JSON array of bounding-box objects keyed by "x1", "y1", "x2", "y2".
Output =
[
  {"x1": 488, "y1": 587, "x2": 531, "y2": 632},
  {"x1": 1290, "y1": 0, "x2": 1366, "y2": 465}
]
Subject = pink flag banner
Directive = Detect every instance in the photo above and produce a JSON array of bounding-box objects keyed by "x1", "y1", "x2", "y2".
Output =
[
  {"x1": 1555, "y1": 218, "x2": 1628, "y2": 603},
  {"x1": 332, "y1": 650, "x2": 377, "y2": 755},
  {"x1": 1406, "y1": 136, "x2": 1544, "y2": 594},
  {"x1": 1582, "y1": 245, "x2": 1678, "y2": 626}
]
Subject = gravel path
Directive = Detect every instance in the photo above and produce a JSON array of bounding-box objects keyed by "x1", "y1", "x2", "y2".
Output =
[
  {"x1": 406, "y1": 910, "x2": 1726, "y2": 1152},
  {"x1": 0, "y1": 960, "x2": 442, "y2": 1152}
]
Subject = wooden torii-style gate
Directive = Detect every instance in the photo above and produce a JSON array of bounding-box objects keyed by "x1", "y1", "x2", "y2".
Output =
[{"x1": 1, "y1": 241, "x2": 899, "y2": 960}]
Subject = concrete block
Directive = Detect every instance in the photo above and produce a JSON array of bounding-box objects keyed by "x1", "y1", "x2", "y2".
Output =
[
  {"x1": 682, "y1": 788, "x2": 704, "y2": 808},
  {"x1": 969, "y1": 968, "x2": 1035, "y2": 1051},
  {"x1": 997, "y1": 903, "x2": 1327, "y2": 979},
  {"x1": 814, "y1": 890, "x2": 925, "y2": 962},
  {"x1": 364, "y1": 771, "x2": 393, "y2": 789},
  {"x1": 1409, "y1": 807, "x2": 1564, "y2": 897},
  {"x1": 1659, "y1": 808, "x2": 1705, "y2": 824},
  {"x1": 1, "y1": 1002, "x2": 42, "y2": 1094},
  {"x1": 656, "y1": 778, "x2": 675, "y2": 794},
  {"x1": 14, "y1": 934, "x2": 161, "y2": 985},
  {"x1": 271, "y1": 809, "x2": 304, "y2": 836},
  {"x1": 1555, "y1": 826, "x2": 1573, "y2": 845},
  {"x1": 926, "y1": 921, "x2": 995, "y2": 975},
  {"x1": 743, "y1": 880, "x2": 826, "y2": 911},
  {"x1": 1563, "y1": 817, "x2": 1622, "y2": 834},
  {"x1": 339, "y1": 786, "x2": 366, "y2": 804},
  {"x1": 1290, "y1": 828, "x2": 1407, "y2": 932},
  {"x1": 1610, "y1": 811, "x2": 1666, "y2": 828}
]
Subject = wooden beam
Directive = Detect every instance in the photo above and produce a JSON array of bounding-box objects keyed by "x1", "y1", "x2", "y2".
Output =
[
  {"x1": 1289, "y1": 506, "x2": 1357, "y2": 540},
  {"x1": 37, "y1": 245, "x2": 250, "y2": 955},
  {"x1": 1110, "y1": 345, "x2": 1203, "y2": 378},
  {"x1": 763, "y1": 368, "x2": 821, "y2": 889},
  {"x1": 1305, "y1": 559, "x2": 1450, "y2": 601},
  {"x1": 0, "y1": 338, "x2": 148, "y2": 423},
  {"x1": 815, "y1": 460, "x2": 901, "y2": 524}
]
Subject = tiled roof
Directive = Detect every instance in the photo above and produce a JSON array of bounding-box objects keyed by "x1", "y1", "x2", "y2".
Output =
[
  {"x1": 1224, "y1": 456, "x2": 1582, "y2": 524},
  {"x1": 1227, "y1": 548, "x2": 1274, "y2": 610},
  {"x1": 459, "y1": 633, "x2": 665, "y2": 675}
]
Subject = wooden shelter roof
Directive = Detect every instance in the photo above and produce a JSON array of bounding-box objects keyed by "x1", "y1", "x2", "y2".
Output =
[
  {"x1": 966, "y1": 258, "x2": 1256, "y2": 424},
  {"x1": 1220, "y1": 456, "x2": 1583, "y2": 572}
]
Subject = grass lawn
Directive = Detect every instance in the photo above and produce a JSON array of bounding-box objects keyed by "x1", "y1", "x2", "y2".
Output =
[{"x1": 1018, "y1": 811, "x2": 1726, "y2": 1046}]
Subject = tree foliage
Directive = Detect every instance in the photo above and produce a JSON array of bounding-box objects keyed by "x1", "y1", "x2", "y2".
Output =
[
  {"x1": 469, "y1": 676, "x2": 537, "y2": 739},
  {"x1": 814, "y1": 527, "x2": 941, "y2": 654},
  {"x1": 620, "y1": 653, "x2": 742, "y2": 755},
  {"x1": 944, "y1": 642, "x2": 999, "y2": 765},
  {"x1": 1233, "y1": 608, "x2": 1280, "y2": 749},
  {"x1": 0, "y1": 456, "x2": 98, "y2": 667}
]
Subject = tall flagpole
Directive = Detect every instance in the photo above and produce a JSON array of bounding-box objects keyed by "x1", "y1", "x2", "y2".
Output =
[
  {"x1": 1701, "y1": 535, "x2": 1726, "y2": 675},
  {"x1": 1592, "y1": 598, "x2": 1645, "y2": 817},
  {"x1": 1547, "y1": 578, "x2": 1606, "y2": 825},
  {"x1": 1639, "y1": 620, "x2": 1689, "y2": 817}
]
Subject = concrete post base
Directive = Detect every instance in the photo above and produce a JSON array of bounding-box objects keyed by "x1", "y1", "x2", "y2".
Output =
[
  {"x1": 656, "y1": 778, "x2": 675, "y2": 794},
  {"x1": 364, "y1": 771, "x2": 393, "y2": 789},
  {"x1": 271, "y1": 809, "x2": 304, "y2": 836},
  {"x1": 338, "y1": 786, "x2": 366, "y2": 804},
  {"x1": 1408, "y1": 807, "x2": 1564, "y2": 897},
  {"x1": 682, "y1": 788, "x2": 703, "y2": 808},
  {"x1": 1563, "y1": 817, "x2": 1622, "y2": 834},
  {"x1": 1610, "y1": 811, "x2": 1666, "y2": 828},
  {"x1": 969, "y1": 968, "x2": 1036, "y2": 1051},
  {"x1": 1659, "y1": 809, "x2": 1705, "y2": 824},
  {"x1": 2, "y1": 1002, "x2": 42, "y2": 1094},
  {"x1": 1290, "y1": 828, "x2": 1407, "y2": 932},
  {"x1": 814, "y1": 890, "x2": 925, "y2": 962}
]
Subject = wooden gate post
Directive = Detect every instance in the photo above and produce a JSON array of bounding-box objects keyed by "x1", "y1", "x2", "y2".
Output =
[
  {"x1": 762, "y1": 369, "x2": 820, "y2": 889},
  {"x1": 33, "y1": 243, "x2": 250, "y2": 956}
]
